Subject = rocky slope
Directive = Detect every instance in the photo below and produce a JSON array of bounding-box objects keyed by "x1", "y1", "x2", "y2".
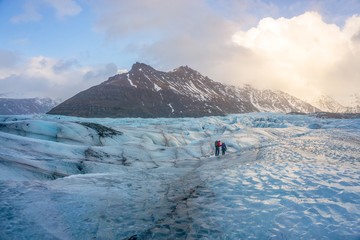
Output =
[{"x1": 48, "y1": 63, "x2": 319, "y2": 118}]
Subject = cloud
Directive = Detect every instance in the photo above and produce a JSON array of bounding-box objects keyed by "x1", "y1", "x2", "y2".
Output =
[
  {"x1": 10, "y1": 1, "x2": 42, "y2": 23},
  {"x1": 93, "y1": 0, "x2": 224, "y2": 42},
  {"x1": 11, "y1": 0, "x2": 82, "y2": 23},
  {"x1": 0, "y1": 55, "x2": 118, "y2": 99},
  {"x1": 83, "y1": 63, "x2": 117, "y2": 81},
  {"x1": 43, "y1": 0, "x2": 82, "y2": 19},
  {"x1": 91, "y1": 0, "x2": 244, "y2": 68},
  {"x1": 53, "y1": 58, "x2": 80, "y2": 74},
  {"x1": 92, "y1": 1, "x2": 359, "y2": 105},
  {"x1": 232, "y1": 12, "x2": 360, "y2": 105},
  {"x1": 0, "y1": 74, "x2": 53, "y2": 98},
  {"x1": 6, "y1": 1, "x2": 359, "y2": 105}
]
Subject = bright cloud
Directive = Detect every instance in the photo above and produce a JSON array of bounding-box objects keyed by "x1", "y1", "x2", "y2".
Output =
[
  {"x1": 0, "y1": 55, "x2": 117, "y2": 99},
  {"x1": 232, "y1": 12, "x2": 360, "y2": 105},
  {"x1": 3, "y1": 0, "x2": 359, "y2": 106},
  {"x1": 91, "y1": 1, "x2": 359, "y2": 105}
]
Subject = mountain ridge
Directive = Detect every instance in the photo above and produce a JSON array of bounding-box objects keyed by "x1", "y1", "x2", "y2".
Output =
[
  {"x1": 311, "y1": 94, "x2": 360, "y2": 113},
  {"x1": 48, "y1": 62, "x2": 319, "y2": 118},
  {"x1": 0, "y1": 97, "x2": 61, "y2": 115}
]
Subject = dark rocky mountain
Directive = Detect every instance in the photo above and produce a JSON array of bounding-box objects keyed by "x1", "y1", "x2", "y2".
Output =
[
  {"x1": 48, "y1": 62, "x2": 319, "y2": 118},
  {"x1": 0, "y1": 98, "x2": 61, "y2": 115}
]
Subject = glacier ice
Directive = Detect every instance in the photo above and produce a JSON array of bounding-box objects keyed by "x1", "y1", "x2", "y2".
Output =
[{"x1": 0, "y1": 113, "x2": 359, "y2": 239}]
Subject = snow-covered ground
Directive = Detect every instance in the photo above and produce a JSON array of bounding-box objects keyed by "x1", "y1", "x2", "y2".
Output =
[{"x1": 0, "y1": 113, "x2": 359, "y2": 239}]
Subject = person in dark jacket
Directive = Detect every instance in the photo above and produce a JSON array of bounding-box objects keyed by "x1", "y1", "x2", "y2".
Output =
[
  {"x1": 215, "y1": 140, "x2": 221, "y2": 156},
  {"x1": 221, "y1": 142, "x2": 227, "y2": 155}
]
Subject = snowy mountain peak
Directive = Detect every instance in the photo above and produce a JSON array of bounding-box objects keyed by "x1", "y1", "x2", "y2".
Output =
[
  {"x1": 310, "y1": 94, "x2": 360, "y2": 113},
  {"x1": 316, "y1": 95, "x2": 340, "y2": 104},
  {"x1": 350, "y1": 93, "x2": 360, "y2": 107},
  {"x1": 0, "y1": 97, "x2": 61, "y2": 115},
  {"x1": 48, "y1": 63, "x2": 320, "y2": 118},
  {"x1": 130, "y1": 62, "x2": 155, "y2": 72},
  {"x1": 171, "y1": 65, "x2": 201, "y2": 76}
]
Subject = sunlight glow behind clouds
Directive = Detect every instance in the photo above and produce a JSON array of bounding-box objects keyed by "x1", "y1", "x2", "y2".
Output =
[
  {"x1": 90, "y1": 1, "x2": 359, "y2": 105},
  {"x1": 2, "y1": 0, "x2": 359, "y2": 106},
  {"x1": 232, "y1": 12, "x2": 360, "y2": 104}
]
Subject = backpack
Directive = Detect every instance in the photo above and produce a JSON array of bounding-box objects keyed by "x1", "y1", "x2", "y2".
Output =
[{"x1": 217, "y1": 141, "x2": 221, "y2": 147}]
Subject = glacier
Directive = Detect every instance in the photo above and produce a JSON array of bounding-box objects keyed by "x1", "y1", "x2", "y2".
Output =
[{"x1": 0, "y1": 113, "x2": 359, "y2": 239}]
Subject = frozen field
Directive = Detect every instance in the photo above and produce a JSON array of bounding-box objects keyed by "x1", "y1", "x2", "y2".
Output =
[{"x1": 0, "y1": 113, "x2": 359, "y2": 239}]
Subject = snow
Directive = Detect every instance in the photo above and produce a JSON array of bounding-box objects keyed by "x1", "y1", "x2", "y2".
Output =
[
  {"x1": 0, "y1": 113, "x2": 359, "y2": 239},
  {"x1": 127, "y1": 74, "x2": 137, "y2": 88},
  {"x1": 311, "y1": 94, "x2": 360, "y2": 113},
  {"x1": 186, "y1": 81, "x2": 210, "y2": 101},
  {"x1": 168, "y1": 103, "x2": 174, "y2": 113},
  {"x1": 153, "y1": 82, "x2": 161, "y2": 92}
]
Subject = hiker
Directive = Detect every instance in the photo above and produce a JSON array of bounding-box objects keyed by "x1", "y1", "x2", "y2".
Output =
[
  {"x1": 221, "y1": 142, "x2": 227, "y2": 155},
  {"x1": 215, "y1": 140, "x2": 221, "y2": 156}
]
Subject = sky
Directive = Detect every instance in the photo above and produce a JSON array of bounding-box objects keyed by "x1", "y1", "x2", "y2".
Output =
[{"x1": 0, "y1": 0, "x2": 359, "y2": 106}]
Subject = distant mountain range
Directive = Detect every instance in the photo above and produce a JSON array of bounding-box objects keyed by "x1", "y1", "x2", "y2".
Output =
[
  {"x1": 47, "y1": 62, "x2": 320, "y2": 118},
  {"x1": 311, "y1": 95, "x2": 360, "y2": 113},
  {"x1": 2, "y1": 63, "x2": 357, "y2": 117},
  {"x1": 0, "y1": 98, "x2": 60, "y2": 115}
]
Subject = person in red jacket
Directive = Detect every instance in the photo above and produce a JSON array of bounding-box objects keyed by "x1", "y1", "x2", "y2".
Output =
[{"x1": 215, "y1": 140, "x2": 221, "y2": 156}]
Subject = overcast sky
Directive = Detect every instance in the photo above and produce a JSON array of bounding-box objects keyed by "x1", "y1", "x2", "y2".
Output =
[{"x1": 1, "y1": 0, "x2": 359, "y2": 105}]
